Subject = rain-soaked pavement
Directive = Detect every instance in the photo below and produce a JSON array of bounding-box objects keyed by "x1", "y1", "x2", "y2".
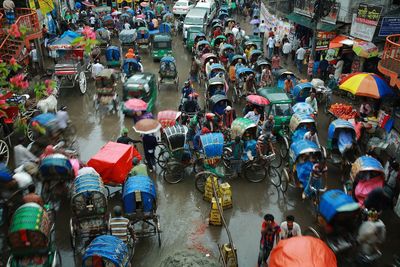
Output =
[{"x1": 2, "y1": 13, "x2": 399, "y2": 267}]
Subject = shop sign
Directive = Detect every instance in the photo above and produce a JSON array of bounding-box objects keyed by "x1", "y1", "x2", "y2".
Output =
[
  {"x1": 355, "y1": 3, "x2": 382, "y2": 26},
  {"x1": 315, "y1": 31, "x2": 336, "y2": 51},
  {"x1": 379, "y1": 17, "x2": 400, "y2": 36},
  {"x1": 293, "y1": 0, "x2": 340, "y2": 25},
  {"x1": 28, "y1": 0, "x2": 54, "y2": 15},
  {"x1": 350, "y1": 13, "x2": 376, "y2": 42}
]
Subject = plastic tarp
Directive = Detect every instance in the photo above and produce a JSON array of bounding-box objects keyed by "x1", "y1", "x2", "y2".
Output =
[
  {"x1": 355, "y1": 177, "x2": 385, "y2": 205},
  {"x1": 296, "y1": 161, "x2": 313, "y2": 188},
  {"x1": 82, "y1": 235, "x2": 128, "y2": 267},
  {"x1": 39, "y1": 155, "x2": 74, "y2": 180},
  {"x1": 338, "y1": 131, "x2": 353, "y2": 154},
  {"x1": 292, "y1": 128, "x2": 308, "y2": 143},
  {"x1": 31, "y1": 113, "x2": 57, "y2": 126},
  {"x1": 319, "y1": 190, "x2": 359, "y2": 222},
  {"x1": 269, "y1": 236, "x2": 337, "y2": 267},
  {"x1": 123, "y1": 175, "x2": 156, "y2": 213},
  {"x1": 290, "y1": 140, "x2": 320, "y2": 161},
  {"x1": 119, "y1": 29, "x2": 137, "y2": 43},
  {"x1": 87, "y1": 142, "x2": 134, "y2": 184},
  {"x1": 105, "y1": 46, "x2": 120, "y2": 62},
  {"x1": 200, "y1": 133, "x2": 224, "y2": 159}
]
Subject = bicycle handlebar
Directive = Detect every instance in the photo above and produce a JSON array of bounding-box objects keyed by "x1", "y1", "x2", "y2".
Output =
[{"x1": 310, "y1": 186, "x2": 328, "y2": 193}]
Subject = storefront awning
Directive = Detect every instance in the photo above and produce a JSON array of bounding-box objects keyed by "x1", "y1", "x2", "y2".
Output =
[{"x1": 286, "y1": 13, "x2": 337, "y2": 32}]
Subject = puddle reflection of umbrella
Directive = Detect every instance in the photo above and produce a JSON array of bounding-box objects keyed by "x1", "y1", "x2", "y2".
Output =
[
  {"x1": 133, "y1": 119, "x2": 161, "y2": 134},
  {"x1": 246, "y1": 94, "x2": 270, "y2": 106},
  {"x1": 124, "y1": 99, "x2": 147, "y2": 111}
]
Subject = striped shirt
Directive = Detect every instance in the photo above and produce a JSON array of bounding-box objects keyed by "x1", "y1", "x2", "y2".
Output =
[{"x1": 109, "y1": 216, "x2": 130, "y2": 242}]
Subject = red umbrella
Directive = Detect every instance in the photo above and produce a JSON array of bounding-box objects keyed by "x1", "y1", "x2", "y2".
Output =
[
  {"x1": 133, "y1": 119, "x2": 161, "y2": 134},
  {"x1": 246, "y1": 94, "x2": 270, "y2": 106},
  {"x1": 124, "y1": 99, "x2": 147, "y2": 112}
]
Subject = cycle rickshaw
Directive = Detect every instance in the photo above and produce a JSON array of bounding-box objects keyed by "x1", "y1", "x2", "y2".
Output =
[
  {"x1": 248, "y1": 49, "x2": 263, "y2": 67},
  {"x1": 280, "y1": 140, "x2": 323, "y2": 193},
  {"x1": 158, "y1": 56, "x2": 179, "y2": 91},
  {"x1": 159, "y1": 125, "x2": 192, "y2": 184},
  {"x1": 275, "y1": 69, "x2": 296, "y2": 90},
  {"x1": 70, "y1": 172, "x2": 108, "y2": 255},
  {"x1": 292, "y1": 82, "x2": 314, "y2": 103},
  {"x1": 136, "y1": 27, "x2": 151, "y2": 52},
  {"x1": 253, "y1": 59, "x2": 271, "y2": 85},
  {"x1": 82, "y1": 235, "x2": 132, "y2": 267},
  {"x1": 121, "y1": 59, "x2": 142, "y2": 84},
  {"x1": 233, "y1": 67, "x2": 256, "y2": 102},
  {"x1": 208, "y1": 94, "x2": 231, "y2": 116},
  {"x1": 205, "y1": 76, "x2": 228, "y2": 103},
  {"x1": 119, "y1": 29, "x2": 137, "y2": 47},
  {"x1": 94, "y1": 69, "x2": 119, "y2": 112},
  {"x1": 194, "y1": 40, "x2": 210, "y2": 57},
  {"x1": 211, "y1": 35, "x2": 227, "y2": 52},
  {"x1": 199, "y1": 53, "x2": 219, "y2": 85},
  {"x1": 29, "y1": 113, "x2": 63, "y2": 146},
  {"x1": 349, "y1": 156, "x2": 385, "y2": 206},
  {"x1": 95, "y1": 27, "x2": 111, "y2": 49},
  {"x1": 7, "y1": 203, "x2": 61, "y2": 267},
  {"x1": 219, "y1": 43, "x2": 234, "y2": 67},
  {"x1": 123, "y1": 175, "x2": 161, "y2": 246},
  {"x1": 192, "y1": 33, "x2": 207, "y2": 53},
  {"x1": 105, "y1": 46, "x2": 122, "y2": 68},
  {"x1": 157, "y1": 110, "x2": 182, "y2": 129}
]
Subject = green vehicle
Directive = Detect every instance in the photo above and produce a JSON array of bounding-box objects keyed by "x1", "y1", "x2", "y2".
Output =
[
  {"x1": 123, "y1": 73, "x2": 157, "y2": 112},
  {"x1": 151, "y1": 34, "x2": 172, "y2": 61},
  {"x1": 7, "y1": 203, "x2": 61, "y2": 266},
  {"x1": 258, "y1": 88, "x2": 293, "y2": 158},
  {"x1": 185, "y1": 27, "x2": 203, "y2": 52}
]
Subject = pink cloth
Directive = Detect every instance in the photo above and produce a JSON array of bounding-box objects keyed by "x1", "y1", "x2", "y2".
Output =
[
  {"x1": 69, "y1": 159, "x2": 80, "y2": 177},
  {"x1": 355, "y1": 176, "x2": 384, "y2": 206}
]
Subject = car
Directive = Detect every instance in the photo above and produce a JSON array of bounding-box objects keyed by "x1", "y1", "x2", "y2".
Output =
[{"x1": 173, "y1": 0, "x2": 194, "y2": 15}]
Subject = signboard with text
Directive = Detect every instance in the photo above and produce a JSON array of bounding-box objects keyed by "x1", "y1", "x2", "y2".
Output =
[
  {"x1": 293, "y1": 0, "x2": 339, "y2": 25},
  {"x1": 355, "y1": 3, "x2": 382, "y2": 26},
  {"x1": 316, "y1": 31, "x2": 336, "y2": 50},
  {"x1": 379, "y1": 17, "x2": 400, "y2": 36}
]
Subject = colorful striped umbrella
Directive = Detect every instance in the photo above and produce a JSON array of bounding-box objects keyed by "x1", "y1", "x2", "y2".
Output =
[{"x1": 339, "y1": 73, "x2": 394, "y2": 99}]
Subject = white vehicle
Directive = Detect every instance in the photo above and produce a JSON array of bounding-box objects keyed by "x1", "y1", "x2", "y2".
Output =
[
  {"x1": 183, "y1": 8, "x2": 207, "y2": 40},
  {"x1": 173, "y1": 0, "x2": 195, "y2": 15},
  {"x1": 195, "y1": 0, "x2": 216, "y2": 25}
]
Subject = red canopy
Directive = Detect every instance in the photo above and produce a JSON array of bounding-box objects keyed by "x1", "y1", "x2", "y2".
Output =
[
  {"x1": 87, "y1": 142, "x2": 140, "y2": 184},
  {"x1": 269, "y1": 236, "x2": 337, "y2": 267}
]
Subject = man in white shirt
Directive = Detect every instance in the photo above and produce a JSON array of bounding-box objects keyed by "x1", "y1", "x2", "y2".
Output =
[
  {"x1": 89, "y1": 16, "x2": 96, "y2": 27},
  {"x1": 267, "y1": 35, "x2": 275, "y2": 59},
  {"x1": 305, "y1": 92, "x2": 318, "y2": 114},
  {"x1": 280, "y1": 215, "x2": 302, "y2": 239},
  {"x1": 258, "y1": 20, "x2": 267, "y2": 40},
  {"x1": 282, "y1": 41, "x2": 291, "y2": 65},
  {"x1": 124, "y1": 22, "x2": 131, "y2": 30},
  {"x1": 295, "y1": 46, "x2": 306, "y2": 73},
  {"x1": 14, "y1": 137, "x2": 38, "y2": 169},
  {"x1": 205, "y1": 59, "x2": 214, "y2": 78},
  {"x1": 91, "y1": 59, "x2": 104, "y2": 79},
  {"x1": 29, "y1": 46, "x2": 39, "y2": 72},
  {"x1": 304, "y1": 127, "x2": 320, "y2": 147},
  {"x1": 244, "y1": 107, "x2": 260, "y2": 125},
  {"x1": 56, "y1": 106, "x2": 69, "y2": 130}
]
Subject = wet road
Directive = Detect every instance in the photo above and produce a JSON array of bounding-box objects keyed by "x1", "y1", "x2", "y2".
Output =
[{"x1": 50, "y1": 16, "x2": 400, "y2": 267}]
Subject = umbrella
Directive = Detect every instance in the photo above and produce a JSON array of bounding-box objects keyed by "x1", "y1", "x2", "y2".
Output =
[
  {"x1": 353, "y1": 40, "x2": 379, "y2": 58},
  {"x1": 292, "y1": 102, "x2": 314, "y2": 114},
  {"x1": 124, "y1": 99, "x2": 148, "y2": 111},
  {"x1": 133, "y1": 119, "x2": 161, "y2": 134},
  {"x1": 246, "y1": 94, "x2": 270, "y2": 106},
  {"x1": 82, "y1": 0, "x2": 96, "y2": 7},
  {"x1": 250, "y1": 18, "x2": 260, "y2": 25},
  {"x1": 111, "y1": 11, "x2": 121, "y2": 16},
  {"x1": 339, "y1": 73, "x2": 394, "y2": 99},
  {"x1": 140, "y1": 2, "x2": 149, "y2": 7},
  {"x1": 269, "y1": 236, "x2": 337, "y2": 267}
]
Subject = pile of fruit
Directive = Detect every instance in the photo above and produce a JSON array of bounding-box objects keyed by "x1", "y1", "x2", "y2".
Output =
[{"x1": 329, "y1": 103, "x2": 358, "y2": 120}]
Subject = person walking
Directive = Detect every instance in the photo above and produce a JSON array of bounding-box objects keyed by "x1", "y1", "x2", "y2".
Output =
[
  {"x1": 295, "y1": 46, "x2": 306, "y2": 74},
  {"x1": 258, "y1": 214, "x2": 280, "y2": 266},
  {"x1": 259, "y1": 20, "x2": 267, "y2": 42},
  {"x1": 280, "y1": 215, "x2": 302, "y2": 239},
  {"x1": 142, "y1": 133, "x2": 157, "y2": 172},
  {"x1": 267, "y1": 35, "x2": 275, "y2": 59},
  {"x1": 282, "y1": 41, "x2": 291, "y2": 65},
  {"x1": 334, "y1": 57, "x2": 344, "y2": 80},
  {"x1": 227, "y1": 136, "x2": 244, "y2": 177},
  {"x1": 29, "y1": 45, "x2": 39, "y2": 73},
  {"x1": 271, "y1": 53, "x2": 280, "y2": 71},
  {"x1": 318, "y1": 56, "x2": 329, "y2": 81}
]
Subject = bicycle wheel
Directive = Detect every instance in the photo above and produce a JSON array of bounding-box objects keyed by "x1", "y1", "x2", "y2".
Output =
[
  {"x1": 244, "y1": 163, "x2": 267, "y2": 183},
  {"x1": 194, "y1": 171, "x2": 213, "y2": 193},
  {"x1": 280, "y1": 168, "x2": 290, "y2": 193},
  {"x1": 222, "y1": 147, "x2": 232, "y2": 169},
  {"x1": 270, "y1": 144, "x2": 282, "y2": 168},
  {"x1": 156, "y1": 149, "x2": 169, "y2": 169},
  {"x1": 163, "y1": 161, "x2": 184, "y2": 184},
  {"x1": 268, "y1": 167, "x2": 281, "y2": 188}
]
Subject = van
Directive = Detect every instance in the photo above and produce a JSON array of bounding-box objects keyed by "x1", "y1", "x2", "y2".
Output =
[
  {"x1": 183, "y1": 8, "x2": 208, "y2": 40},
  {"x1": 195, "y1": 0, "x2": 216, "y2": 25}
]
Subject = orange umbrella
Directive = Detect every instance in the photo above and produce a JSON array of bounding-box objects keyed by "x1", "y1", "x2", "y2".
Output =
[{"x1": 269, "y1": 236, "x2": 337, "y2": 267}]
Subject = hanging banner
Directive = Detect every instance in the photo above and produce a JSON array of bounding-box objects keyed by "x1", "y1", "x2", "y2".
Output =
[
  {"x1": 355, "y1": 3, "x2": 382, "y2": 26},
  {"x1": 260, "y1": 2, "x2": 294, "y2": 41},
  {"x1": 379, "y1": 17, "x2": 400, "y2": 36},
  {"x1": 316, "y1": 31, "x2": 336, "y2": 51},
  {"x1": 293, "y1": 0, "x2": 339, "y2": 25},
  {"x1": 29, "y1": 0, "x2": 55, "y2": 15}
]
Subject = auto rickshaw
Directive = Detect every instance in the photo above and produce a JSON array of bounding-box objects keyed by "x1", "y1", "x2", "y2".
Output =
[
  {"x1": 7, "y1": 203, "x2": 61, "y2": 266},
  {"x1": 136, "y1": 27, "x2": 151, "y2": 52},
  {"x1": 280, "y1": 139, "x2": 322, "y2": 192},
  {"x1": 275, "y1": 69, "x2": 297, "y2": 90},
  {"x1": 349, "y1": 156, "x2": 385, "y2": 206},
  {"x1": 292, "y1": 82, "x2": 314, "y2": 103},
  {"x1": 258, "y1": 89, "x2": 293, "y2": 158},
  {"x1": 151, "y1": 34, "x2": 172, "y2": 61},
  {"x1": 185, "y1": 27, "x2": 203, "y2": 52},
  {"x1": 158, "y1": 56, "x2": 179, "y2": 90},
  {"x1": 123, "y1": 72, "x2": 157, "y2": 112}
]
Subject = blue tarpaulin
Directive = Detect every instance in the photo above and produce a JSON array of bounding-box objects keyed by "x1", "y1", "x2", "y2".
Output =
[
  {"x1": 319, "y1": 190, "x2": 359, "y2": 222},
  {"x1": 82, "y1": 235, "x2": 129, "y2": 266},
  {"x1": 123, "y1": 175, "x2": 156, "y2": 213}
]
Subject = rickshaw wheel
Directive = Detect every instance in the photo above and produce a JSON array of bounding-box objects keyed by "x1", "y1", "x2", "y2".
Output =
[
  {"x1": 268, "y1": 167, "x2": 281, "y2": 188},
  {"x1": 69, "y1": 218, "x2": 75, "y2": 250},
  {"x1": 163, "y1": 161, "x2": 184, "y2": 184},
  {"x1": 278, "y1": 136, "x2": 289, "y2": 159},
  {"x1": 244, "y1": 163, "x2": 267, "y2": 183},
  {"x1": 78, "y1": 71, "x2": 87, "y2": 95},
  {"x1": 280, "y1": 168, "x2": 290, "y2": 193},
  {"x1": 156, "y1": 149, "x2": 170, "y2": 169},
  {"x1": 270, "y1": 145, "x2": 282, "y2": 169},
  {"x1": 0, "y1": 139, "x2": 10, "y2": 166},
  {"x1": 194, "y1": 171, "x2": 213, "y2": 193},
  {"x1": 303, "y1": 226, "x2": 321, "y2": 239}
]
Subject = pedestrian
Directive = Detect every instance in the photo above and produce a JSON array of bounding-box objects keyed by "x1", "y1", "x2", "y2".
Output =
[
  {"x1": 282, "y1": 41, "x2": 291, "y2": 65},
  {"x1": 334, "y1": 57, "x2": 344, "y2": 80},
  {"x1": 223, "y1": 105, "x2": 236, "y2": 128},
  {"x1": 190, "y1": 57, "x2": 199, "y2": 83},
  {"x1": 259, "y1": 20, "x2": 267, "y2": 41},
  {"x1": 29, "y1": 44, "x2": 39, "y2": 73},
  {"x1": 318, "y1": 56, "x2": 329, "y2": 81},
  {"x1": 22, "y1": 184, "x2": 44, "y2": 206},
  {"x1": 303, "y1": 158, "x2": 328, "y2": 199},
  {"x1": 284, "y1": 75, "x2": 294, "y2": 94},
  {"x1": 91, "y1": 59, "x2": 104, "y2": 79},
  {"x1": 303, "y1": 127, "x2": 320, "y2": 147},
  {"x1": 258, "y1": 214, "x2": 280, "y2": 267},
  {"x1": 291, "y1": 37, "x2": 299, "y2": 62},
  {"x1": 280, "y1": 215, "x2": 302, "y2": 239},
  {"x1": 227, "y1": 136, "x2": 244, "y2": 177},
  {"x1": 295, "y1": 46, "x2": 306, "y2": 74},
  {"x1": 142, "y1": 133, "x2": 157, "y2": 172},
  {"x1": 305, "y1": 92, "x2": 318, "y2": 115},
  {"x1": 271, "y1": 53, "x2": 280, "y2": 71},
  {"x1": 267, "y1": 35, "x2": 275, "y2": 59},
  {"x1": 3, "y1": 0, "x2": 15, "y2": 24}
]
